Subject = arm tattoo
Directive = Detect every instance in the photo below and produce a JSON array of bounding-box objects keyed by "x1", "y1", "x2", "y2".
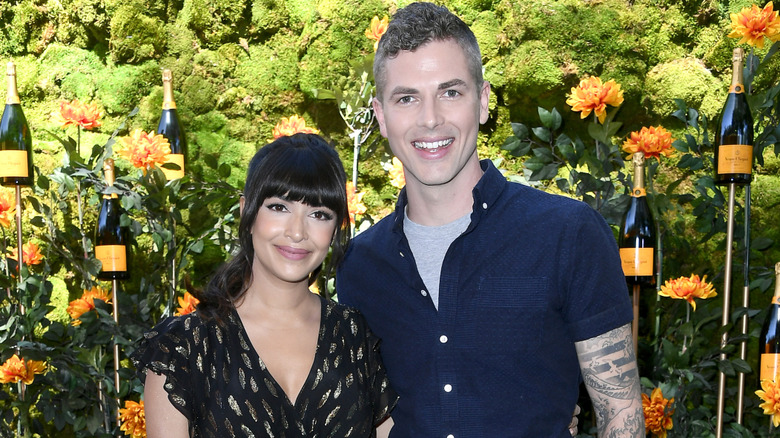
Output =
[{"x1": 575, "y1": 323, "x2": 644, "y2": 438}]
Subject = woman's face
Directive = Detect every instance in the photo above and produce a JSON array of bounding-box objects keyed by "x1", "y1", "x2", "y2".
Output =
[{"x1": 247, "y1": 196, "x2": 337, "y2": 288}]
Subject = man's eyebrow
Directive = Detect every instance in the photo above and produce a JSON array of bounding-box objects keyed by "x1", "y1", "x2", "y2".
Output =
[
  {"x1": 388, "y1": 86, "x2": 419, "y2": 97},
  {"x1": 439, "y1": 79, "x2": 468, "y2": 90}
]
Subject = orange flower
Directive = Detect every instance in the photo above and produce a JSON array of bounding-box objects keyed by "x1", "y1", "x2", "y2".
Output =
[
  {"x1": 365, "y1": 15, "x2": 389, "y2": 52},
  {"x1": 272, "y1": 115, "x2": 319, "y2": 140},
  {"x1": 175, "y1": 291, "x2": 200, "y2": 316},
  {"x1": 119, "y1": 400, "x2": 146, "y2": 438},
  {"x1": 0, "y1": 354, "x2": 47, "y2": 385},
  {"x1": 67, "y1": 286, "x2": 112, "y2": 326},
  {"x1": 388, "y1": 157, "x2": 405, "y2": 189},
  {"x1": 51, "y1": 99, "x2": 103, "y2": 130},
  {"x1": 622, "y1": 126, "x2": 675, "y2": 160},
  {"x1": 756, "y1": 379, "x2": 780, "y2": 427},
  {"x1": 642, "y1": 387, "x2": 674, "y2": 438},
  {"x1": 8, "y1": 242, "x2": 44, "y2": 266},
  {"x1": 117, "y1": 129, "x2": 172, "y2": 174},
  {"x1": 728, "y1": 2, "x2": 780, "y2": 48},
  {"x1": 658, "y1": 274, "x2": 717, "y2": 311},
  {"x1": 346, "y1": 181, "x2": 367, "y2": 224},
  {"x1": 0, "y1": 188, "x2": 15, "y2": 228},
  {"x1": 566, "y1": 76, "x2": 624, "y2": 124}
]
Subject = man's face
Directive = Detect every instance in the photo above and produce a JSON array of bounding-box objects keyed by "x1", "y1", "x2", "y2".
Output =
[{"x1": 373, "y1": 39, "x2": 490, "y2": 191}]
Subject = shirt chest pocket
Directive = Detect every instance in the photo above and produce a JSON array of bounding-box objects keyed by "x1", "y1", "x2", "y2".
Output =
[{"x1": 463, "y1": 276, "x2": 549, "y2": 354}]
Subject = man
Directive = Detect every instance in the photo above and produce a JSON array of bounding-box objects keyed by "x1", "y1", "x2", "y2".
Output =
[{"x1": 336, "y1": 3, "x2": 644, "y2": 437}]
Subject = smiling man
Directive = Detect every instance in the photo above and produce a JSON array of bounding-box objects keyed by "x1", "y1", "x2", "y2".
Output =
[{"x1": 336, "y1": 3, "x2": 644, "y2": 437}]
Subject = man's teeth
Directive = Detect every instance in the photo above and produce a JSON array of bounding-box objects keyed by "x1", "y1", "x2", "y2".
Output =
[{"x1": 413, "y1": 139, "x2": 453, "y2": 150}]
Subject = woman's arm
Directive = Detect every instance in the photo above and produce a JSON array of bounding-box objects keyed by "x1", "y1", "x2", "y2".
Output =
[
  {"x1": 375, "y1": 417, "x2": 394, "y2": 438},
  {"x1": 143, "y1": 372, "x2": 189, "y2": 438}
]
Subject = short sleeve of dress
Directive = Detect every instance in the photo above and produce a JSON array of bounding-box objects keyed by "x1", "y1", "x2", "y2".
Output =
[
  {"x1": 130, "y1": 314, "x2": 198, "y2": 422},
  {"x1": 365, "y1": 324, "x2": 399, "y2": 425}
]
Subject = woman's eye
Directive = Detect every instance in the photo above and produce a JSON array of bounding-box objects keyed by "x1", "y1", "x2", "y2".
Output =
[
  {"x1": 312, "y1": 210, "x2": 334, "y2": 221},
  {"x1": 267, "y1": 203, "x2": 286, "y2": 212}
]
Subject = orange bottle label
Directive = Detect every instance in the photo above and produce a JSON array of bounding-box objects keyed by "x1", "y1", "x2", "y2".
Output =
[
  {"x1": 717, "y1": 144, "x2": 753, "y2": 175},
  {"x1": 632, "y1": 187, "x2": 646, "y2": 197},
  {"x1": 760, "y1": 353, "x2": 780, "y2": 382},
  {"x1": 161, "y1": 153, "x2": 184, "y2": 180},
  {"x1": 95, "y1": 245, "x2": 127, "y2": 272},
  {"x1": 620, "y1": 247, "x2": 654, "y2": 276},
  {"x1": 728, "y1": 84, "x2": 746, "y2": 94},
  {"x1": 0, "y1": 150, "x2": 28, "y2": 177}
]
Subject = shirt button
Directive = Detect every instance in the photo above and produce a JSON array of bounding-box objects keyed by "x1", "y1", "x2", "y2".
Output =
[
  {"x1": 421, "y1": 290, "x2": 428, "y2": 297},
  {"x1": 439, "y1": 335, "x2": 448, "y2": 343},
  {"x1": 400, "y1": 251, "x2": 405, "y2": 257},
  {"x1": 447, "y1": 435, "x2": 455, "y2": 438},
  {"x1": 444, "y1": 384, "x2": 452, "y2": 392},
  {"x1": 482, "y1": 202, "x2": 488, "y2": 209}
]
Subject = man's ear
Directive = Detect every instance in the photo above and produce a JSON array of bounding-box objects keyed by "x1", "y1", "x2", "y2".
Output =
[{"x1": 373, "y1": 97, "x2": 388, "y2": 138}]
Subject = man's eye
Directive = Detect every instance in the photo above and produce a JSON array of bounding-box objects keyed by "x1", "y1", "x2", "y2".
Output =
[
  {"x1": 398, "y1": 96, "x2": 413, "y2": 104},
  {"x1": 444, "y1": 90, "x2": 460, "y2": 98}
]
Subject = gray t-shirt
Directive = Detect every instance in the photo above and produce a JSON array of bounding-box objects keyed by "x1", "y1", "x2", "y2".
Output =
[{"x1": 403, "y1": 210, "x2": 470, "y2": 309}]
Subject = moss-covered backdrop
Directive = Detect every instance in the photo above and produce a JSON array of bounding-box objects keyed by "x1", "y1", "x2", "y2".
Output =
[{"x1": 3, "y1": 0, "x2": 780, "y2": 435}]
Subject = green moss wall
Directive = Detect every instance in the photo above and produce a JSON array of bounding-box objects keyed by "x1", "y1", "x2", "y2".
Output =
[{"x1": 0, "y1": 0, "x2": 777, "y2": 196}]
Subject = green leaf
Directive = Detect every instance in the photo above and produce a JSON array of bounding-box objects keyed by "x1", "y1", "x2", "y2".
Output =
[
  {"x1": 752, "y1": 236, "x2": 774, "y2": 251},
  {"x1": 532, "y1": 126, "x2": 551, "y2": 143},
  {"x1": 538, "y1": 107, "x2": 562, "y2": 131},
  {"x1": 219, "y1": 163, "x2": 232, "y2": 178},
  {"x1": 510, "y1": 122, "x2": 529, "y2": 139}
]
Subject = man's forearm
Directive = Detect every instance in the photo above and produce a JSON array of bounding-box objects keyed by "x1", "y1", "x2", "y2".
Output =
[{"x1": 575, "y1": 323, "x2": 644, "y2": 437}]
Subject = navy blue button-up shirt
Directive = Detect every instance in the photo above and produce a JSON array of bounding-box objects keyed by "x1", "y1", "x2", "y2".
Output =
[{"x1": 336, "y1": 160, "x2": 632, "y2": 437}]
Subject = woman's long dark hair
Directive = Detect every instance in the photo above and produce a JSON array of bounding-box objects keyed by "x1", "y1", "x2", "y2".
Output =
[{"x1": 197, "y1": 133, "x2": 350, "y2": 322}]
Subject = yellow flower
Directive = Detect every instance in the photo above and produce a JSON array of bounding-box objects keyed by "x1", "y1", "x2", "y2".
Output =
[
  {"x1": 8, "y1": 242, "x2": 44, "y2": 266},
  {"x1": 642, "y1": 387, "x2": 674, "y2": 438},
  {"x1": 565, "y1": 76, "x2": 624, "y2": 124},
  {"x1": 346, "y1": 181, "x2": 367, "y2": 224},
  {"x1": 272, "y1": 115, "x2": 319, "y2": 140},
  {"x1": 728, "y1": 2, "x2": 780, "y2": 48},
  {"x1": 117, "y1": 129, "x2": 172, "y2": 174},
  {"x1": 67, "y1": 286, "x2": 112, "y2": 326},
  {"x1": 756, "y1": 379, "x2": 780, "y2": 427},
  {"x1": 51, "y1": 99, "x2": 103, "y2": 130},
  {"x1": 365, "y1": 15, "x2": 389, "y2": 52},
  {"x1": 0, "y1": 188, "x2": 16, "y2": 228},
  {"x1": 658, "y1": 274, "x2": 717, "y2": 311},
  {"x1": 388, "y1": 157, "x2": 405, "y2": 189},
  {"x1": 175, "y1": 291, "x2": 200, "y2": 316},
  {"x1": 119, "y1": 400, "x2": 146, "y2": 438},
  {"x1": 621, "y1": 126, "x2": 675, "y2": 160},
  {"x1": 0, "y1": 354, "x2": 47, "y2": 385}
]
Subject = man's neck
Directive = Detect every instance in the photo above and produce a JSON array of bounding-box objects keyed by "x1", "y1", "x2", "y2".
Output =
[{"x1": 405, "y1": 159, "x2": 483, "y2": 227}]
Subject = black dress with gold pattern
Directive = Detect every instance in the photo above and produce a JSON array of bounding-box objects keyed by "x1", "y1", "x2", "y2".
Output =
[{"x1": 132, "y1": 295, "x2": 397, "y2": 437}]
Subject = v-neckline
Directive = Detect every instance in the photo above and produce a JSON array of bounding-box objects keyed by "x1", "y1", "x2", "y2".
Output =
[{"x1": 232, "y1": 295, "x2": 326, "y2": 409}]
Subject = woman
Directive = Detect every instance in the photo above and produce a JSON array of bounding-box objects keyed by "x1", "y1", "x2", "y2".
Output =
[{"x1": 132, "y1": 133, "x2": 397, "y2": 437}]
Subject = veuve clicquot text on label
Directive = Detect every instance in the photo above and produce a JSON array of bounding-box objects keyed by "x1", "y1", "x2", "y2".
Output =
[
  {"x1": 715, "y1": 47, "x2": 753, "y2": 186},
  {"x1": 759, "y1": 262, "x2": 780, "y2": 384},
  {"x1": 158, "y1": 69, "x2": 186, "y2": 180},
  {"x1": 95, "y1": 159, "x2": 129, "y2": 280},
  {"x1": 0, "y1": 61, "x2": 34, "y2": 186},
  {"x1": 619, "y1": 152, "x2": 656, "y2": 286}
]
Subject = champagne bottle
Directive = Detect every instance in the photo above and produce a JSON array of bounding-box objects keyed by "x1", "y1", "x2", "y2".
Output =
[
  {"x1": 715, "y1": 47, "x2": 753, "y2": 186},
  {"x1": 759, "y1": 262, "x2": 780, "y2": 384},
  {"x1": 95, "y1": 159, "x2": 129, "y2": 280},
  {"x1": 157, "y1": 69, "x2": 186, "y2": 180},
  {"x1": 0, "y1": 61, "x2": 33, "y2": 186},
  {"x1": 619, "y1": 152, "x2": 656, "y2": 286}
]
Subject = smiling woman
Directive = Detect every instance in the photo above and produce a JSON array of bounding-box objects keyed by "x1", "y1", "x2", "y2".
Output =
[{"x1": 131, "y1": 133, "x2": 397, "y2": 437}]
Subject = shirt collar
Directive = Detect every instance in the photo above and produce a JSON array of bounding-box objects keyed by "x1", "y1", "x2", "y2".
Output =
[{"x1": 391, "y1": 159, "x2": 507, "y2": 233}]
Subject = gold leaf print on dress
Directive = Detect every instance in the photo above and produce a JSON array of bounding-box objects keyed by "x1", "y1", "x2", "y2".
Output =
[
  {"x1": 228, "y1": 394, "x2": 242, "y2": 416},
  {"x1": 325, "y1": 406, "x2": 341, "y2": 426},
  {"x1": 264, "y1": 377, "x2": 278, "y2": 397},
  {"x1": 245, "y1": 399, "x2": 259, "y2": 422},
  {"x1": 238, "y1": 368, "x2": 246, "y2": 389},
  {"x1": 241, "y1": 424, "x2": 256, "y2": 438},
  {"x1": 261, "y1": 398, "x2": 274, "y2": 421},
  {"x1": 318, "y1": 389, "x2": 332, "y2": 408},
  {"x1": 250, "y1": 375, "x2": 259, "y2": 392}
]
